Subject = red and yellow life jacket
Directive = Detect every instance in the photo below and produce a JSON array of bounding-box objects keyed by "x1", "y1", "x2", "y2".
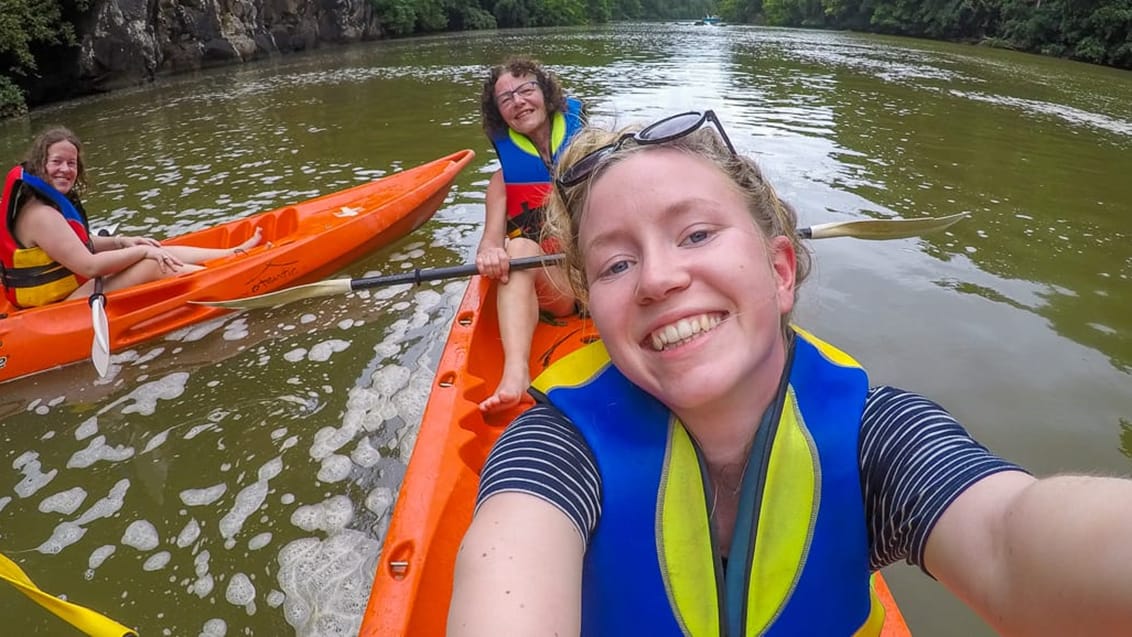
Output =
[{"x1": 0, "y1": 165, "x2": 92, "y2": 308}]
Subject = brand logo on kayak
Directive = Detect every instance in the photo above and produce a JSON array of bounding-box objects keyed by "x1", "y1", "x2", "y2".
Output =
[
  {"x1": 335, "y1": 206, "x2": 361, "y2": 217},
  {"x1": 247, "y1": 260, "x2": 300, "y2": 294}
]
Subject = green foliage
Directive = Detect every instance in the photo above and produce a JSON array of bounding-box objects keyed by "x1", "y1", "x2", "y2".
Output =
[
  {"x1": 0, "y1": 75, "x2": 27, "y2": 118},
  {"x1": 742, "y1": 0, "x2": 1132, "y2": 70}
]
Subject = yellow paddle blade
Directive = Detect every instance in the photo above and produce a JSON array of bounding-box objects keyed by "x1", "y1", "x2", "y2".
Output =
[
  {"x1": 189, "y1": 278, "x2": 355, "y2": 310},
  {"x1": 0, "y1": 552, "x2": 137, "y2": 637}
]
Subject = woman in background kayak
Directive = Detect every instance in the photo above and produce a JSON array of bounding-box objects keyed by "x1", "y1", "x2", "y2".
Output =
[
  {"x1": 449, "y1": 111, "x2": 1132, "y2": 635},
  {"x1": 474, "y1": 57, "x2": 585, "y2": 414},
  {"x1": 0, "y1": 126, "x2": 262, "y2": 308}
]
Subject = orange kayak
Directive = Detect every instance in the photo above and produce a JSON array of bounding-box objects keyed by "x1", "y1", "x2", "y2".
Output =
[
  {"x1": 0, "y1": 149, "x2": 474, "y2": 384},
  {"x1": 360, "y1": 275, "x2": 912, "y2": 636}
]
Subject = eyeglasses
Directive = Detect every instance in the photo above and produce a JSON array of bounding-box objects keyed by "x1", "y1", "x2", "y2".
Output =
[
  {"x1": 496, "y1": 81, "x2": 541, "y2": 110},
  {"x1": 556, "y1": 110, "x2": 738, "y2": 189}
]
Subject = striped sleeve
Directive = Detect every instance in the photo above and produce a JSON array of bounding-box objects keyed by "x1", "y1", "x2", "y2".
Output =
[
  {"x1": 475, "y1": 403, "x2": 601, "y2": 543},
  {"x1": 861, "y1": 385, "x2": 1028, "y2": 574}
]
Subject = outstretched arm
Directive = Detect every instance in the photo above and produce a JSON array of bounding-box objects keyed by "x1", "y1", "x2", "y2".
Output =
[
  {"x1": 927, "y1": 471, "x2": 1132, "y2": 636},
  {"x1": 448, "y1": 492, "x2": 584, "y2": 636},
  {"x1": 476, "y1": 170, "x2": 511, "y2": 282}
]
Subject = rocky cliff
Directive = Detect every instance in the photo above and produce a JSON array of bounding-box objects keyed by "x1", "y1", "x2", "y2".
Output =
[{"x1": 75, "y1": 0, "x2": 383, "y2": 92}]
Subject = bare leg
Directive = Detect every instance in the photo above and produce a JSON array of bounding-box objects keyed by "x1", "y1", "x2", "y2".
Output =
[
  {"x1": 165, "y1": 227, "x2": 263, "y2": 264},
  {"x1": 479, "y1": 237, "x2": 575, "y2": 414},
  {"x1": 68, "y1": 260, "x2": 206, "y2": 298}
]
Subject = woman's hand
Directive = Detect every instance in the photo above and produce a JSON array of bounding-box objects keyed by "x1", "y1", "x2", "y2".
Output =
[
  {"x1": 476, "y1": 243, "x2": 511, "y2": 283},
  {"x1": 141, "y1": 245, "x2": 184, "y2": 273},
  {"x1": 116, "y1": 235, "x2": 161, "y2": 249}
]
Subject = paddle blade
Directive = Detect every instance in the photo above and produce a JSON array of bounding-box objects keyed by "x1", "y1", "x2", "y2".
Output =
[
  {"x1": 804, "y1": 212, "x2": 970, "y2": 241},
  {"x1": 190, "y1": 278, "x2": 355, "y2": 310},
  {"x1": 90, "y1": 296, "x2": 111, "y2": 377},
  {"x1": 0, "y1": 553, "x2": 137, "y2": 637}
]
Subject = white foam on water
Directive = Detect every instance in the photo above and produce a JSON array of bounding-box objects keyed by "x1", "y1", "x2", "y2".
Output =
[
  {"x1": 184, "y1": 423, "x2": 217, "y2": 440},
  {"x1": 122, "y1": 519, "x2": 160, "y2": 551},
  {"x1": 89, "y1": 544, "x2": 116, "y2": 569},
  {"x1": 276, "y1": 529, "x2": 380, "y2": 636},
  {"x1": 39, "y1": 486, "x2": 88, "y2": 515},
  {"x1": 350, "y1": 438, "x2": 380, "y2": 468},
  {"x1": 121, "y1": 373, "x2": 190, "y2": 416},
  {"x1": 270, "y1": 427, "x2": 288, "y2": 440},
  {"x1": 134, "y1": 346, "x2": 166, "y2": 365},
  {"x1": 27, "y1": 398, "x2": 42, "y2": 411},
  {"x1": 223, "y1": 318, "x2": 249, "y2": 341},
  {"x1": 177, "y1": 519, "x2": 201, "y2": 548},
  {"x1": 143, "y1": 428, "x2": 172, "y2": 454},
  {"x1": 194, "y1": 549, "x2": 211, "y2": 576},
  {"x1": 364, "y1": 487, "x2": 394, "y2": 518},
  {"x1": 13, "y1": 452, "x2": 57, "y2": 498},
  {"x1": 300, "y1": 313, "x2": 317, "y2": 324},
  {"x1": 316, "y1": 455, "x2": 353, "y2": 483},
  {"x1": 281, "y1": 435, "x2": 299, "y2": 451},
  {"x1": 337, "y1": 319, "x2": 355, "y2": 330},
  {"x1": 226, "y1": 572, "x2": 256, "y2": 609},
  {"x1": 0, "y1": 496, "x2": 10, "y2": 513},
  {"x1": 191, "y1": 573, "x2": 215, "y2": 598},
  {"x1": 248, "y1": 532, "x2": 272, "y2": 551},
  {"x1": 67, "y1": 435, "x2": 136, "y2": 469},
  {"x1": 36, "y1": 522, "x2": 87, "y2": 554},
  {"x1": 180, "y1": 484, "x2": 228, "y2": 506},
  {"x1": 198, "y1": 618, "x2": 227, "y2": 637},
  {"x1": 390, "y1": 301, "x2": 410, "y2": 311},
  {"x1": 308, "y1": 339, "x2": 350, "y2": 362},
  {"x1": 284, "y1": 348, "x2": 307, "y2": 362},
  {"x1": 280, "y1": 494, "x2": 295, "y2": 505},
  {"x1": 266, "y1": 590, "x2": 285, "y2": 608},
  {"x1": 34, "y1": 405, "x2": 49, "y2": 415},
  {"x1": 218, "y1": 456, "x2": 281, "y2": 542},
  {"x1": 143, "y1": 551, "x2": 172, "y2": 571},
  {"x1": 289, "y1": 495, "x2": 354, "y2": 534},
  {"x1": 74, "y1": 479, "x2": 130, "y2": 525},
  {"x1": 174, "y1": 316, "x2": 230, "y2": 342},
  {"x1": 41, "y1": 430, "x2": 56, "y2": 440}
]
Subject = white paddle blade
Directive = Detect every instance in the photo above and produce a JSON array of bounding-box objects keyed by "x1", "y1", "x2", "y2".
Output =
[{"x1": 90, "y1": 297, "x2": 111, "y2": 377}]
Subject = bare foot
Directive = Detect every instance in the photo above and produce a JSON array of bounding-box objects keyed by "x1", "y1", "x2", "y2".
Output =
[
  {"x1": 233, "y1": 227, "x2": 264, "y2": 253},
  {"x1": 478, "y1": 369, "x2": 531, "y2": 414}
]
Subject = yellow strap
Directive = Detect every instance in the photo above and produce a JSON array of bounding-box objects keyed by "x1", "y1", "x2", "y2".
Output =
[{"x1": 0, "y1": 552, "x2": 137, "y2": 637}]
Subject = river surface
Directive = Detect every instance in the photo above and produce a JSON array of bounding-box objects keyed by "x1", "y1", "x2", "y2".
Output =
[{"x1": 1, "y1": 22, "x2": 1130, "y2": 636}]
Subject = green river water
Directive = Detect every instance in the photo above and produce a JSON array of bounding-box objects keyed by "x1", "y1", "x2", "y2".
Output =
[{"x1": 0, "y1": 22, "x2": 1129, "y2": 636}]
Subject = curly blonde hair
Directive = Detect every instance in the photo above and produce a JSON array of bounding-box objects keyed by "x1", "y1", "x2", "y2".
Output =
[{"x1": 542, "y1": 121, "x2": 811, "y2": 326}]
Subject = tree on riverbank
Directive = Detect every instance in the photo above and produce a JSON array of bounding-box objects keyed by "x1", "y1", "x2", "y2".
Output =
[{"x1": 719, "y1": 0, "x2": 1132, "y2": 69}]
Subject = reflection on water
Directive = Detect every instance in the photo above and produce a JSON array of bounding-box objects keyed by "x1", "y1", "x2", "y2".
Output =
[{"x1": 0, "y1": 23, "x2": 1130, "y2": 637}]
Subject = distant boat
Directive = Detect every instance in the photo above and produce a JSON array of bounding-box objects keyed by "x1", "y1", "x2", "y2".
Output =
[{"x1": 694, "y1": 15, "x2": 723, "y2": 26}]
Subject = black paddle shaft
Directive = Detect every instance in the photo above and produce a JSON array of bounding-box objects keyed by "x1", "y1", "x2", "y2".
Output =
[{"x1": 347, "y1": 254, "x2": 567, "y2": 292}]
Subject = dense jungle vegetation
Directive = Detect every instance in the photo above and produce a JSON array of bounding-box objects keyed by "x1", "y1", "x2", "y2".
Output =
[{"x1": 1, "y1": 0, "x2": 1128, "y2": 116}]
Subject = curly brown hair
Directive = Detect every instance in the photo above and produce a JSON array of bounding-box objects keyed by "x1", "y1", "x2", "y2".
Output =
[
  {"x1": 480, "y1": 57, "x2": 568, "y2": 139},
  {"x1": 543, "y1": 121, "x2": 812, "y2": 330},
  {"x1": 23, "y1": 126, "x2": 88, "y2": 198}
]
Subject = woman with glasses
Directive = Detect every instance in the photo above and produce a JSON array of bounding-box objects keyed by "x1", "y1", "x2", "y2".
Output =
[
  {"x1": 473, "y1": 57, "x2": 586, "y2": 414},
  {"x1": 449, "y1": 112, "x2": 1132, "y2": 635},
  {"x1": 1, "y1": 126, "x2": 263, "y2": 308}
]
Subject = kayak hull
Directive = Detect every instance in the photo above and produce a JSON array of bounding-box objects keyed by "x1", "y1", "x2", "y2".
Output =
[
  {"x1": 361, "y1": 276, "x2": 913, "y2": 636},
  {"x1": 0, "y1": 149, "x2": 474, "y2": 383}
]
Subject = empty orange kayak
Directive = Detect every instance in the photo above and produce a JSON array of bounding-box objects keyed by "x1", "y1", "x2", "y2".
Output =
[
  {"x1": 0, "y1": 149, "x2": 474, "y2": 384},
  {"x1": 360, "y1": 275, "x2": 912, "y2": 636}
]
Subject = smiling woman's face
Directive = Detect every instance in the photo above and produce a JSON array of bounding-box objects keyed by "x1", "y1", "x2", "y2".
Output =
[
  {"x1": 579, "y1": 148, "x2": 796, "y2": 415},
  {"x1": 44, "y1": 141, "x2": 79, "y2": 195},
  {"x1": 494, "y1": 73, "x2": 548, "y2": 137}
]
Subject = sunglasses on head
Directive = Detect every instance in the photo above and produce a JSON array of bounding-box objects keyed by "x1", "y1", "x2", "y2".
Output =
[{"x1": 556, "y1": 110, "x2": 738, "y2": 189}]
